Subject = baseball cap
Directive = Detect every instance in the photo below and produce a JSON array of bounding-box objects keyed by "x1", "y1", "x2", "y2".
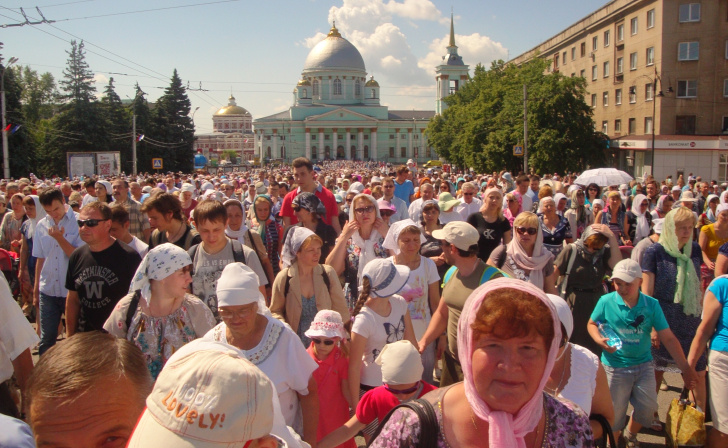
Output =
[
  {"x1": 611, "y1": 259, "x2": 642, "y2": 283},
  {"x1": 127, "y1": 340, "x2": 275, "y2": 447},
  {"x1": 254, "y1": 181, "x2": 267, "y2": 195},
  {"x1": 432, "y1": 221, "x2": 479, "y2": 251}
]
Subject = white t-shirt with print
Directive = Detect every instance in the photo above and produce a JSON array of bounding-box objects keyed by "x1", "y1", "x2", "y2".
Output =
[
  {"x1": 388, "y1": 256, "x2": 440, "y2": 340},
  {"x1": 351, "y1": 295, "x2": 409, "y2": 387}
]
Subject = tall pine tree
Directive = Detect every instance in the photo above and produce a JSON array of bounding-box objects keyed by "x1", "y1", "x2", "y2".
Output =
[
  {"x1": 130, "y1": 83, "x2": 152, "y2": 173},
  {"x1": 151, "y1": 69, "x2": 194, "y2": 172},
  {"x1": 101, "y1": 77, "x2": 132, "y2": 173}
]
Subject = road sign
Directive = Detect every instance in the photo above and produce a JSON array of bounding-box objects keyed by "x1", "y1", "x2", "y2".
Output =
[
  {"x1": 152, "y1": 158, "x2": 163, "y2": 169},
  {"x1": 513, "y1": 145, "x2": 524, "y2": 156}
]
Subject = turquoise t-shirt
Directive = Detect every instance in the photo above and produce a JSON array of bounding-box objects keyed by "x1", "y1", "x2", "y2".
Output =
[
  {"x1": 707, "y1": 277, "x2": 728, "y2": 352},
  {"x1": 590, "y1": 291, "x2": 669, "y2": 368}
]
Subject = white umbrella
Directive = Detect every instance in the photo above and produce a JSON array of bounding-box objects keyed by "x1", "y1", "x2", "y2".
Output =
[{"x1": 574, "y1": 168, "x2": 633, "y2": 187}]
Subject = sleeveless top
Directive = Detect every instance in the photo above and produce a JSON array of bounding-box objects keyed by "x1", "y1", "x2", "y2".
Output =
[{"x1": 557, "y1": 344, "x2": 599, "y2": 416}]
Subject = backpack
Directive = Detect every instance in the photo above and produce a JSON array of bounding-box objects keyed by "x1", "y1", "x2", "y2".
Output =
[
  {"x1": 441, "y1": 264, "x2": 508, "y2": 289},
  {"x1": 124, "y1": 290, "x2": 142, "y2": 331},
  {"x1": 150, "y1": 226, "x2": 199, "y2": 250},
  {"x1": 187, "y1": 240, "x2": 247, "y2": 296},
  {"x1": 367, "y1": 398, "x2": 439, "y2": 448},
  {"x1": 283, "y1": 264, "x2": 332, "y2": 297}
]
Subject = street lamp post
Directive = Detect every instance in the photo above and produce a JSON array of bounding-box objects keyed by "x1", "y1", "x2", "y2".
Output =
[{"x1": 1, "y1": 57, "x2": 19, "y2": 180}]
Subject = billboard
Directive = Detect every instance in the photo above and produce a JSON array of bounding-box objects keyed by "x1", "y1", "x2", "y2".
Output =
[{"x1": 67, "y1": 152, "x2": 121, "y2": 178}]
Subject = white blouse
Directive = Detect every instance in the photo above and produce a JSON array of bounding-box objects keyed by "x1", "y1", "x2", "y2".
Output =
[{"x1": 558, "y1": 343, "x2": 599, "y2": 415}]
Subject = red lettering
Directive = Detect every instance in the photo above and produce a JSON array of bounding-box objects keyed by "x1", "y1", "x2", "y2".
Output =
[
  {"x1": 176, "y1": 404, "x2": 189, "y2": 418},
  {"x1": 186, "y1": 409, "x2": 198, "y2": 425},
  {"x1": 198, "y1": 414, "x2": 208, "y2": 428},
  {"x1": 166, "y1": 398, "x2": 177, "y2": 411},
  {"x1": 209, "y1": 413, "x2": 220, "y2": 429},
  {"x1": 161, "y1": 390, "x2": 173, "y2": 407}
]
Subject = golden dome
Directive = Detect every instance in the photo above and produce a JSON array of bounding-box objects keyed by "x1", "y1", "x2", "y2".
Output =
[
  {"x1": 297, "y1": 79, "x2": 311, "y2": 86},
  {"x1": 215, "y1": 95, "x2": 250, "y2": 115},
  {"x1": 365, "y1": 76, "x2": 379, "y2": 87}
]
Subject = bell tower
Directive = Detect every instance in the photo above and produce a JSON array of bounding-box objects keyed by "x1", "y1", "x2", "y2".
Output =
[{"x1": 435, "y1": 12, "x2": 470, "y2": 114}]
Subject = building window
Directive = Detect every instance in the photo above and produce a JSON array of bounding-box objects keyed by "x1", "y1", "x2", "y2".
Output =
[
  {"x1": 646, "y1": 47, "x2": 655, "y2": 65},
  {"x1": 592, "y1": 36, "x2": 598, "y2": 51},
  {"x1": 616, "y1": 89, "x2": 622, "y2": 105},
  {"x1": 645, "y1": 117, "x2": 653, "y2": 134},
  {"x1": 676, "y1": 115, "x2": 697, "y2": 134},
  {"x1": 311, "y1": 146, "x2": 317, "y2": 159},
  {"x1": 719, "y1": 154, "x2": 728, "y2": 182},
  {"x1": 679, "y1": 3, "x2": 701, "y2": 22},
  {"x1": 580, "y1": 42, "x2": 586, "y2": 57},
  {"x1": 630, "y1": 52, "x2": 638, "y2": 70},
  {"x1": 355, "y1": 80, "x2": 361, "y2": 96},
  {"x1": 615, "y1": 119, "x2": 622, "y2": 132},
  {"x1": 646, "y1": 83, "x2": 654, "y2": 101},
  {"x1": 725, "y1": 41, "x2": 728, "y2": 59},
  {"x1": 604, "y1": 30, "x2": 611, "y2": 47},
  {"x1": 603, "y1": 92, "x2": 609, "y2": 106},
  {"x1": 312, "y1": 80, "x2": 319, "y2": 96},
  {"x1": 724, "y1": 79, "x2": 728, "y2": 97},
  {"x1": 647, "y1": 9, "x2": 655, "y2": 28},
  {"x1": 592, "y1": 65, "x2": 598, "y2": 81},
  {"x1": 616, "y1": 57, "x2": 624, "y2": 74},
  {"x1": 617, "y1": 24, "x2": 625, "y2": 42},
  {"x1": 677, "y1": 80, "x2": 698, "y2": 98},
  {"x1": 629, "y1": 86, "x2": 637, "y2": 103},
  {"x1": 333, "y1": 79, "x2": 342, "y2": 95},
  {"x1": 602, "y1": 121, "x2": 609, "y2": 134},
  {"x1": 371, "y1": 88, "x2": 377, "y2": 99},
  {"x1": 678, "y1": 42, "x2": 699, "y2": 61},
  {"x1": 591, "y1": 94, "x2": 597, "y2": 108},
  {"x1": 563, "y1": 51, "x2": 567, "y2": 64},
  {"x1": 631, "y1": 17, "x2": 638, "y2": 35},
  {"x1": 324, "y1": 134, "x2": 329, "y2": 140},
  {"x1": 571, "y1": 47, "x2": 576, "y2": 60},
  {"x1": 603, "y1": 61, "x2": 610, "y2": 77},
  {"x1": 554, "y1": 54, "x2": 559, "y2": 69},
  {"x1": 389, "y1": 147, "x2": 394, "y2": 157},
  {"x1": 723, "y1": 117, "x2": 728, "y2": 132},
  {"x1": 580, "y1": 69, "x2": 586, "y2": 78},
  {"x1": 400, "y1": 147, "x2": 406, "y2": 158},
  {"x1": 628, "y1": 118, "x2": 637, "y2": 134}
]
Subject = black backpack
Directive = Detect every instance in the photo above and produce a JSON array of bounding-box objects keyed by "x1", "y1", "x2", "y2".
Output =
[{"x1": 283, "y1": 264, "x2": 332, "y2": 297}]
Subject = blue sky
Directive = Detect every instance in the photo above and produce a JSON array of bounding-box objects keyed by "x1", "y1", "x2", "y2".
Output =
[{"x1": 1, "y1": 0, "x2": 606, "y2": 133}]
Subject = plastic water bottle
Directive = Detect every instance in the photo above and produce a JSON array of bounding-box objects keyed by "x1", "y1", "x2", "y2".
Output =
[{"x1": 597, "y1": 321, "x2": 622, "y2": 350}]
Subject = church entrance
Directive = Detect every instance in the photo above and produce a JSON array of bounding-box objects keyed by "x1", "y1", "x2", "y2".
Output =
[{"x1": 336, "y1": 145, "x2": 345, "y2": 159}]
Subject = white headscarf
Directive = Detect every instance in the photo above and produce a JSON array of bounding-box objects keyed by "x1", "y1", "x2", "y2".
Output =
[
  {"x1": 281, "y1": 226, "x2": 316, "y2": 268},
  {"x1": 348, "y1": 194, "x2": 384, "y2": 282},
  {"x1": 382, "y1": 219, "x2": 425, "y2": 255},
  {"x1": 630, "y1": 194, "x2": 650, "y2": 244},
  {"x1": 27, "y1": 195, "x2": 46, "y2": 239},
  {"x1": 223, "y1": 199, "x2": 248, "y2": 242},
  {"x1": 129, "y1": 243, "x2": 192, "y2": 304}
]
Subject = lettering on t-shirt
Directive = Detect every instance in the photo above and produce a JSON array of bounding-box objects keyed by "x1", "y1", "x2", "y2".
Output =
[{"x1": 74, "y1": 267, "x2": 120, "y2": 309}]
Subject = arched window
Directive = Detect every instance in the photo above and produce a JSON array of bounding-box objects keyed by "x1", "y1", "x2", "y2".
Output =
[
  {"x1": 312, "y1": 80, "x2": 319, "y2": 97},
  {"x1": 371, "y1": 89, "x2": 376, "y2": 99},
  {"x1": 355, "y1": 80, "x2": 361, "y2": 96},
  {"x1": 324, "y1": 146, "x2": 331, "y2": 159},
  {"x1": 337, "y1": 145, "x2": 345, "y2": 159},
  {"x1": 302, "y1": 88, "x2": 308, "y2": 98},
  {"x1": 311, "y1": 146, "x2": 317, "y2": 160},
  {"x1": 333, "y1": 79, "x2": 342, "y2": 95},
  {"x1": 351, "y1": 145, "x2": 356, "y2": 160},
  {"x1": 363, "y1": 145, "x2": 369, "y2": 159},
  {"x1": 266, "y1": 147, "x2": 272, "y2": 159}
]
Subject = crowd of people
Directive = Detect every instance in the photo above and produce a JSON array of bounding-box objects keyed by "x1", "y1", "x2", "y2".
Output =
[{"x1": 1, "y1": 158, "x2": 728, "y2": 447}]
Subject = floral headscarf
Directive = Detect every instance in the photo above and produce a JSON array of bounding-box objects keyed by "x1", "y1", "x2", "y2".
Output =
[
  {"x1": 293, "y1": 192, "x2": 326, "y2": 218},
  {"x1": 281, "y1": 226, "x2": 316, "y2": 268},
  {"x1": 458, "y1": 278, "x2": 561, "y2": 448},
  {"x1": 129, "y1": 243, "x2": 192, "y2": 304},
  {"x1": 659, "y1": 208, "x2": 702, "y2": 317}
]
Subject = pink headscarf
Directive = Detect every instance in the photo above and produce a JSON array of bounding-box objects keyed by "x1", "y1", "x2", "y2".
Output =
[
  {"x1": 506, "y1": 214, "x2": 552, "y2": 288},
  {"x1": 458, "y1": 278, "x2": 561, "y2": 448}
]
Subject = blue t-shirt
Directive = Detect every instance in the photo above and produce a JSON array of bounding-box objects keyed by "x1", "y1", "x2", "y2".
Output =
[
  {"x1": 394, "y1": 179, "x2": 415, "y2": 208},
  {"x1": 707, "y1": 277, "x2": 728, "y2": 352},
  {"x1": 590, "y1": 291, "x2": 669, "y2": 368}
]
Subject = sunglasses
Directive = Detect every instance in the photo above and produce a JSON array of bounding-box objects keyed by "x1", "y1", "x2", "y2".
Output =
[
  {"x1": 515, "y1": 226, "x2": 538, "y2": 236},
  {"x1": 77, "y1": 218, "x2": 109, "y2": 228},
  {"x1": 463, "y1": 192, "x2": 474, "y2": 196},
  {"x1": 355, "y1": 206, "x2": 375, "y2": 214},
  {"x1": 346, "y1": 198, "x2": 354, "y2": 203},
  {"x1": 311, "y1": 338, "x2": 335, "y2": 346},
  {"x1": 292, "y1": 206, "x2": 301, "y2": 212}
]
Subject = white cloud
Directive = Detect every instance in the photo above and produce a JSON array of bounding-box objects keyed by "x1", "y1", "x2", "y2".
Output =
[
  {"x1": 383, "y1": 0, "x2": 446, "y2": 23},
  {"x1": 418, "y1": 33, "x2": 508, "y2": 72},
  {"x1": 380, "y1": 55, "x2": 402, "y2": 68},
  {"x1": 298, "y1": 31, "x2": 327, "y2": 49},
  {"x1": 93, "y1": 72, "x2": 109, "y2": 86}
]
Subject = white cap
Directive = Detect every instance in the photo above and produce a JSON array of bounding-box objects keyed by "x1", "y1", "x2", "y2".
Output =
[
  {"x1": 611, "y1": 259, "x2": 642, "y2": 283},
  {"x1": 375, "y1": 341, "x2": 423, "y2": 385},
  {"x1": 432, "y1": 221, "x2": 480, "y2": 251},
  {"x1": 127, "y1": 340, "x2": 275, "y2": 447},
  {"x1": 363, "y1": 258, "x2": 410, "y2": 298}
]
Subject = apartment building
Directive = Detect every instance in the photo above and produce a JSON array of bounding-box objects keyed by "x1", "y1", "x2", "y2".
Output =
[{"x1": 511, "y1": 0, "x2": 728, "y2": 181}]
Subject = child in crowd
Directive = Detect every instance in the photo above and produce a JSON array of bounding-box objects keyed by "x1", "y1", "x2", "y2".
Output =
[
  {"x1": 305, "y1": 310, "x2": 355, "y2": 448},
  {"x1": 346, "y1": 258, "x2": 417, "y2": 437},
  {"x1": 588, "y1": 259, "x2": 698, "y2": 447},
  {"x1": 318, "y1": 340, "x2": 436, "y2": 448}
]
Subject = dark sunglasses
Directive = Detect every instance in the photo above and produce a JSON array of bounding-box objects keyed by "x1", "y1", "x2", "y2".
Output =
[
  {"x1": 77, "y1": 218, "x2": 109, "y2": 228},
  {"x1": 346, "y1": 197, "x2": 354, "y2": 203},
  {"x1": 515, "y1": 226, "x2": 538, "y2": 236},
  {"x1": 311, "y1": 338, "x2": 335, "y2": 346},
  {"x1": 355, "y1": 206, "x2": 375, "y2": 214}
]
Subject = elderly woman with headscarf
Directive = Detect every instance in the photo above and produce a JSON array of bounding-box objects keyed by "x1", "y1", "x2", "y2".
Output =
[
  {"x1": 626, "y1": 193, "x2": 653, "y2": 246},
  {"x1": 179, "y1": 183, "x2": 197, "y2": 220},
  {"x1": 271, "y1": 226, "x2": 349, "y2": 347},
  {"x1": 595, "y1": 191, "x2": 629, "y2": 245},
  {"x1": 204, "y1": 262, "x2": 320, "y2": 445},
  {"x1": 468, "y1": 188, "x2": 512, "y2": 262},
  {"x1": 488, "y1": 212, "x2": 557, "y2": 294},
  {"x1": 698, "y1": 193, "x2": 721, "y2": 230},
  {"x1": 553, "y1": 193, "x2": 568, "y2": 217},
  {"x1": 650, "y1": 194, "x2": 674, "y2": 220},
  {"x1": 642, "y1": 207, "x2": 708, "y2": 413},
  {"x1": 538, "y1": 196, "x2": 573, "y2": 257},
  {"x1": 250, "y1": 194, "x2": 283, "y2": 277},
  {"x1": 369, "y1": 278, "x2": 593, "y2": 448},
  {"x1": 383, "y1": 219, "x2": 441, "y2": 384},
  {"x1": 18, "y1": 195, "x2": 45, "y2": 315},
  {"x1": 103, "y1": 243, "x2": 216, "y2": 379},
  {"x1": 564, "y1": 188, "x2": 594, "y2": 240},
  {"x1": 284, "y1": 192, "x2": 337, "y2": 263},
  {"x1": 94, "y1": 180, "x2": 113, "y2": 203},
  {"x1": 553, "y1": 224, "x2": 621, "y2": 355},
  {"x1": 326, "y1": 193, "x2": 389, "y2": 310}
]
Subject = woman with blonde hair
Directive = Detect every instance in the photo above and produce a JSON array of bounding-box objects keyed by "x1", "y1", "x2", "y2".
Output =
[
  {"x1": 488, "y1": 212, "x2": 557, "y2": 294},
  {"x1": 467, "y1": 188, "x2": 512, "y2": 262},
  {"x1": 271, "y1": 226, "x2": 349, "y2": 347}
]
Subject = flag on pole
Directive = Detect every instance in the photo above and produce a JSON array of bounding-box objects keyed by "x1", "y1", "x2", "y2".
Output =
[
  {"x1": 137, "y1": 134, "x2": 145, "y2": 141},
  {"x1": 10, "y1": 125, "x2": 21, "y2": 134},
  {"x1": 3, "y1": 124, "x2": 11, "y2": 132}
]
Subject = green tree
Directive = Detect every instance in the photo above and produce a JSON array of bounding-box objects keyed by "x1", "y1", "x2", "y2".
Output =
[
  {"x1": 129, "y1": 83, "x2": 152, "y2": 173},
  {"x1": 426, "y1": 59, "x2": 607, "y2": 174},
  {"x1": 150, "y1": 69, "x2": 194, "y2": 172},
  {"x1": 11, "y1": 65, "x2": 58, "y2": 124},
  {"x1": 1, "y1": 55, "x2": 35, "y2": 176},
  {"x1": 101, "y1": 77, "x2": 132, "y2": 172}
]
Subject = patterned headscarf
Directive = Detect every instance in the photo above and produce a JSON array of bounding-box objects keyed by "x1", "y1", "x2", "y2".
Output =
[
  {"x1": 129, "y1": 243, "x2": 192, "y2": 303},
  {"x1": 281, "y1": 226, "x2": 316, "y2": 268},
  {"x1": 293, "y1": 192, "x2": 327, "y2": 218},
  {"x1": 659, "y1": 208, "x2": 702, "y2": 316},
  {"x1": 458, "y1": 278, "x2": 561, "y2": 448}
]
